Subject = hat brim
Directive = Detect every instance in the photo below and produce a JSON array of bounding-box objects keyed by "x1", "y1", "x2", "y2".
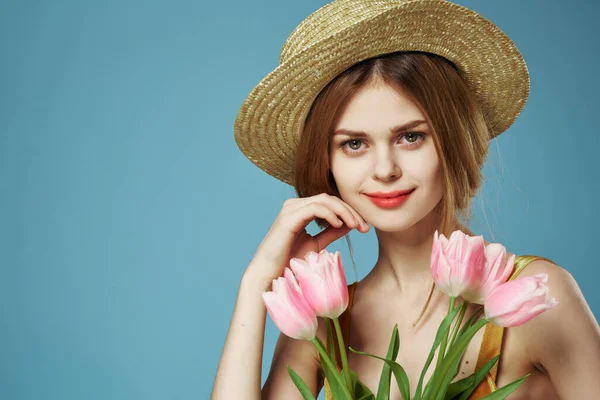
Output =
[{"x1": 234, "y1": 0, "x2": 530, "y2": 185}]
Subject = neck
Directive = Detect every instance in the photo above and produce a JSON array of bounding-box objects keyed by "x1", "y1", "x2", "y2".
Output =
[{"x1": 367, "y1": 210, "x2": 471, "y2": 299}]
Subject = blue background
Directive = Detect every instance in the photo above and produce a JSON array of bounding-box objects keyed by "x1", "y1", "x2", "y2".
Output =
[{"x1": 1, "y1": 0, "x2": 598, "y2": 399}]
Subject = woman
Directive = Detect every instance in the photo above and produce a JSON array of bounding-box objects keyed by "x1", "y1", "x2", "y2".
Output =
[{"x1": 212, "y1": 0, "x2": 600, "y2": 399}]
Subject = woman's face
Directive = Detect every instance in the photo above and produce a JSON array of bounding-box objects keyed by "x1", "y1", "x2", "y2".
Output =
[{"x1": 329, "y1": 81, "x2": 443, "y2": 233}]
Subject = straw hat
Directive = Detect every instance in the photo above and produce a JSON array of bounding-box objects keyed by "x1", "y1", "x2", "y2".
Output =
[{"x1": 234, "y1": 0, "x2": 530, "y2": 186}]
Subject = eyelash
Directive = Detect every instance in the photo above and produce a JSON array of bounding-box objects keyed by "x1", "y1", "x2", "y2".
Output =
[{"x1": 339, "y1": 131, "x2": 425, "y2": 154}]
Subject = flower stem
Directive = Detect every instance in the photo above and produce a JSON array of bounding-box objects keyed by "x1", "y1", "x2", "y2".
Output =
[
  {"x1": 325, "y1": 318, "x2": 337, "y2": 365},
  {"x1": 436, "y1": 296, "x2": 456, "y2": 369},
  {"x1": 445, "y1": 300, "x2": 469, "y2": 357},
  {"x1": 332, "y1": 317, "x2": 353, "y2": 393},
  {"x1": 311, "y1": 337, "x2": 353, "y2": 399}
]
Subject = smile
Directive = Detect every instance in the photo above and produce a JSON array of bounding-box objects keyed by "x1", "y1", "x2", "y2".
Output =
[{"x1": 365, "y1": 189, "x2": 415, "y2": 209}]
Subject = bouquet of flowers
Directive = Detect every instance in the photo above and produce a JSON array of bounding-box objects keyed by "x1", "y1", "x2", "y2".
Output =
[{"x1": 262, "y1": 230, "x2": 558, "y2": 400}]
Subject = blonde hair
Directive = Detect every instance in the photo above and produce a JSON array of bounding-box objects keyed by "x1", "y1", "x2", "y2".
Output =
[{"x1": 294, "y1": 52, "x2": 491, "y2": 324}]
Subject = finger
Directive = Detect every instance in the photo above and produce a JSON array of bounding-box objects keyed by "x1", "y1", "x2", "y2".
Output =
[
  {"x1": 312, "y1": 201, "x2": 359, "y2": 230},
  {"x1": 283, "y1": 194, "x2": 358, "y2": 230},
  {"x1": 313, "y1": 224, "x2": 352, "y2": 250},
  {"x1": 282, "y1": 194, "x2": 369, "y2": 233},
  {"x1": 314, "y1": 195, "x2": 369, "y2": 233},
  {"x1": 326, "y1": 196, "x2": 370, "y2": 232},
  {"x1": 280, "y1": 202, "x2": 343, "y2": 234},
  {"x1": 310, "y1": 193, "x2": 363, "y2": 230}
]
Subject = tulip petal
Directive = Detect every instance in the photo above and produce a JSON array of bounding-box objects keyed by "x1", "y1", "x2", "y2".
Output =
[
  {"x1": 290, "y1": 250, "x2": 350, "y2": 319},
  {"x1": 430, "y1": 230, "x2": 487, "y2": 299},
  {"x1": 484, "y1": 273, "x2": 558, "y2": 327},
  {"x1": 262, "y1": 269, "x2": 318, "y2": 340}
]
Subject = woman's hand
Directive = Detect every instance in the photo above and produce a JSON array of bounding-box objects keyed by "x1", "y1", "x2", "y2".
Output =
[{"x1": 244, "y1": 193, "x2": 369, "y2": 289}]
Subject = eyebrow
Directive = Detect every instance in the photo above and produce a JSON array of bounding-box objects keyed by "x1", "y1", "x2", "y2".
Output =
[{"x1": 333, "y1": 120, "x2": 428, "y2": 138}]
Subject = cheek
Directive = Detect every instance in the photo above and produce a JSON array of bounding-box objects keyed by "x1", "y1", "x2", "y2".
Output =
[
  {"x1": 330, "y1": 156, "x2": 365, "y2": 192},
  {"x1": 425, "y1": 158, "x2": 443, "y2": 197},
  {"x1": 416, "y1": 147, "x2": 441, "y2": 183},
  {"x1": 422, "y1": 158, "x2": 441, "y2": 181}
]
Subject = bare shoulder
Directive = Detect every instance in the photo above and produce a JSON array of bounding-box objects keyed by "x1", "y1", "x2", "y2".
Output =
[
  {"x1": 514, "y1": 257, "x2": 574, "y2": 288},
  {"x1": 261, "y1": 317, "x2": 327, "y2": 399},
  {"x1": 510, "y1": 257, "x2": 600, "y2": 397},
  {"x1": 516, "y1": 257, "x2": 583, "y2": 315},
  {"x1": 514, "y1": 257, "x2": 587, "y2": 346},
  {"x1": 512, "y1": 257, "x2": 575, "y2": 349}
]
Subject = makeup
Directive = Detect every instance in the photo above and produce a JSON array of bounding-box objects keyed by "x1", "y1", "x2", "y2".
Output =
[{"x1": 365, "y1": 189, "x2": 415, "y2": 209}]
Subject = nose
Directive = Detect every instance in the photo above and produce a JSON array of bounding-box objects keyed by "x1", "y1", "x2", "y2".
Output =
[{"x1": 372, "y1": 147, "x2": 401, "y2": 181}]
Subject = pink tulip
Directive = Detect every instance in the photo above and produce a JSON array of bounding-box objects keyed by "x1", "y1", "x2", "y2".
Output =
[
  {"x1": 431, "y1": 230, "x2": 486, "y2": 298},
  {"x1": 484, "y1": 273, "x2": 559, "y2": 327},
  {"x1": 289, "y1": 250, "x2": 349, "y2": 319},
  {"x1": 262, "y1": 268, "x2": 318, "y2": 340},
  {"x1": 464, "y1": 243, "x2": 516, "y2": 305}
]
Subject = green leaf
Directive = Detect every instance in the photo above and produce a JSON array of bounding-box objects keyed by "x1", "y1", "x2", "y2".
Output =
[
  {"x1": 332, "y1": 317, "x2": 354, "y2": 394},
  {"x1": 374, "y1": 324, "x2": 400, "y2": 400},
  {"x1": 287, "y1": 366, "x2": 316, "y2": 400},
  {"x1": 414, "y1": 304, "x2": 462, "y2": 400},
  {"x1": 357, "y1": 393, "x2": 377, "y2": 400},
  {"x1": 438, "y1": 297, "x2": 457, "y2": 368},
  {"x1": 313, "y1": 337, "x2": 353, "y2": 400},
  {"x1": 453, "y1": 355, "x2": 500, "y2": 400},
  {"x1": 352, "y1": 371, "x2": 375, "y2": 400},
  {"x1": 445, "y1": 301, "x2": 469, "y2": 356},
  {"x1": 425, "y1": 318, "x2": 488, "y2": 400},
  {"x1": 349, "y1": 347, "x2": 410, "y2": 400},
  {"x1": 443, "y1": 375, "x2": 476, "y2": 399},
  {"x1": 477, "y1": 374, "x2": 530, "y2": 400},
  {"x1": 321, "y1": 367, "x2": 348, "y2": 400},
  {"x1": 456, "y1": 306, "x2": 484, "y2": 340},
  {"x1": 349, "y1": 368, "x2": 358, "y2": 393},
  {"x1": 325, "y1": 318, "x2": 337, "y2": 366}
]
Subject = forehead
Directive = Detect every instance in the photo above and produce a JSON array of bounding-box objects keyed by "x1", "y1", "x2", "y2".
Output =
[{"x1": 334, "y1": 83, "x2": 426, "y2": 134}]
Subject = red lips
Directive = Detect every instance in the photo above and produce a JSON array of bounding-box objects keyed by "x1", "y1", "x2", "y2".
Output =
[
  {"x1": 364, "y1": 189, "x2": 415, "y2": 209},
  {"x1": 365, "y1": 189, "x2": 415, "y2": 198}
]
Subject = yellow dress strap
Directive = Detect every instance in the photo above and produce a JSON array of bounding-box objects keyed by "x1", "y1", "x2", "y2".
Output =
[
  {"x1": 469, "y1": 255, "x2": 557, "y2": 399},
  {"x1": 324, "y1": 282, "x2": 357, "y2": 400}
]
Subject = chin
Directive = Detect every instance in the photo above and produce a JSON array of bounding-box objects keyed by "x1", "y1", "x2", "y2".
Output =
[
  {"x1": 360, "y1": 200, "x2": 438, "y2": 234},
  {"x1": 361, "y1": 211, "x2": 418, "y2": 233},
  {"x1": 371, "y1": 220, "x2": 417, "y2": 233}
]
